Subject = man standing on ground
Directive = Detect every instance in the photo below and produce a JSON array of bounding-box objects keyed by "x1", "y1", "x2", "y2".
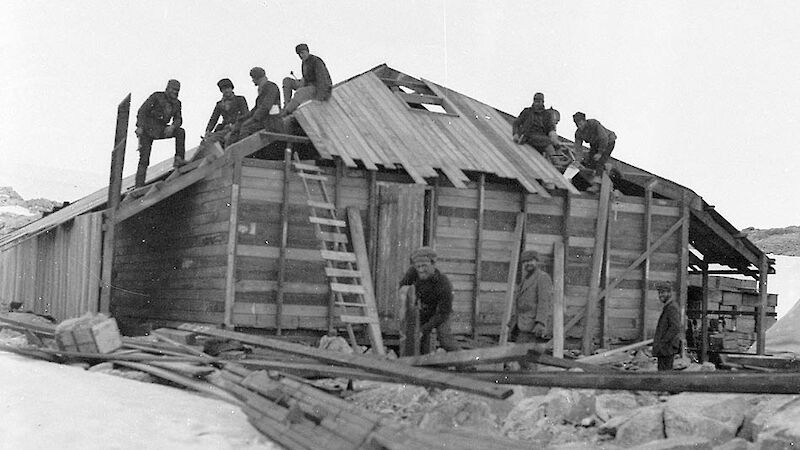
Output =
[
  {"x1": 225, "y1": 67, "x2": 282, "y2": 146},
  {"x1": 399, "y1": 247, "x2": 461, "y2": 354},
  {"x1": 510, "y1": 251, "x2": 553, "y2": 362},
  {"x1": 135, "y1": 79, "x2": 185, "y2": 188},
  {"x1": 653, "y1": 281, "x2": 681, "y2": 371},
  {"x1": 282, "y1": 43, "x2": 332, "y2": 115},
  {"x1": 572, "y1": 112, "x2": 617, "y2": 192},
  {"x1": 513, "y1": 93, "x2": 562, "y2": 162}
]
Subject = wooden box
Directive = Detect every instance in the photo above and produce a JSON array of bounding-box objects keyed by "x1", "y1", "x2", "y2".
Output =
[{"x1": 56, "y1": 318, "x2": 122, "y2": 354}]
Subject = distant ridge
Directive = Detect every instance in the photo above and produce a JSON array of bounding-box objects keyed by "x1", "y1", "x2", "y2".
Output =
[
  {"x1": 0, "y1": 186, "x2": 59, "y2": 235},
  {"x1": 742, "y1": 226, "x2": 800, "y2": 257}
]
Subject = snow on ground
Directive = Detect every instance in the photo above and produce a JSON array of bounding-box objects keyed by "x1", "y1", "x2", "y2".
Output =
[
  {"x1": 0, "y1": 351, "x2": 279, "y2": 450},
  {"x1": 0, "y1": 205, "x2": 34, "y2": 216},
  {"x1": 771, "y1": 254, "x2": 800, "y2": 319}
]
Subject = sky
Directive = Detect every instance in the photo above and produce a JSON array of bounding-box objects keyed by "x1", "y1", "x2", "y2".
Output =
[{"x1": 1, "y1": 0, "x2": 799, "y2": 230}]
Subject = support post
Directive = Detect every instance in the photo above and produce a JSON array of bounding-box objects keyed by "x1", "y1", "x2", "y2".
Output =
[
  {"x1": 700, "y1": 259, "x2": 709, "y2": 363},
  {"x1": 756, "y1": 254, "x2": 769, "y2": 355},
  {"x1": 582, "y1": 172, "x2": 612, "y2": 355},
  {"x1": 223, "y1": 158, "x2": 242, "y2": 328},
  {"x1": 367, "y1": 171, "x2": 378, "y2": 284},
  {"x1": 640, "y1": 180, "x2": 654, "y2": 339},
  {"x1": 99, "y1": 94, "x2": 130, "y2": 314},
  {"x1": 601, "y1": 198, "x2": 613, "y2": 348},
  {"x1": 472, "y1": 174, "x2": 485, "y2": 338},
  {"x1": 552, "y1": 240, "x2": 565, "y2": 358},
  {"x1": 276, "y1": 145, "x2": 293, "y2": 335},
  {"x1": 678, "y1": 192, "x2": 690, "y2": 356},
  {"x1": 499, "y1": 212, "x2": 526, "y2": 345}
]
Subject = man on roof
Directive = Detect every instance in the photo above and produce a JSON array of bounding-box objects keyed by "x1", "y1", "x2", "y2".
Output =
[
  {"x1": 205, "y1": 78, "x2": 249, "y2": 136},
  {"x1": 513, "y1": 92, "x2": 563, "y2": 160},
  {"x1": 282, "y1": 43, "x2": 332, "y2": 115},
  {"x1": 572, "y1": 112, "x2": 617, "y2": 193},
  {"x1": 134, "y1": 79, "x2": 186, "y2": 188},
  {"x1": 399, "y1": 247, "x2": 462, "y2": 354},
  {"x1": 225, "y1": 67, "x2": 282, "y2": 146}
]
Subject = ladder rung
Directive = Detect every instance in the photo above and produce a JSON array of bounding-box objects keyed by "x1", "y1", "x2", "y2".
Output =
[
  {"x1": 307, "y1": 200, "x2": 336, "y2": 210},
  {"x1": 317, "y1": 231, "x2": 349, "y2": 244},
  {"x1": 330, "y1": 283, "x2": 366, "y2": 295},
  {"x1": 339, "y1": 315, "x2": 379, "y2": 324},
  {"x1": 320, "y1": 250, "x2": 357, "y2": 262},
  {"x1": 297, "y1": 172, "x2": 328, "y2": 182},
  {"x1": 293, "y1": 162, "x2": 323, "y2": 173},
  {"x1": 325, "y1": 268, "x2": 362, "y2": 278},
  {"x1": 335, "y1": 301, "x2": 368, "y2": 308},
  {"x1": 310, "y1": 217, "x2": 346, "y2": 227}
]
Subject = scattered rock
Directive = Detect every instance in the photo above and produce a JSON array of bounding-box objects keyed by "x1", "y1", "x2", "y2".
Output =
[
  {"x1": 543, "y1": 388, "x2": 597, "y2": 424},
  {"x1": 596, "y1": 391, "x2": 639, "y2": 422},
  {"x1": 712, "y1": 437, "x2": 753, "y2": 450},
  {"x1": 631, "y1": 436, "x2": 713, "y2": 449},
  {"x1": 738, "y1": 395, "x2": 798, "y2": 442},
  {"x1": 418, "y1": 396, "x2": 498, "y2": 434},
  {"x1": 756, "y1": 396, "x2": 800, "y2": 448},
  {"x1": 662, "y1": 394, "x2": 746, "y2": 444},
  {"x1": 615, "y1": 405, "x2": 665, "y2": 447}
]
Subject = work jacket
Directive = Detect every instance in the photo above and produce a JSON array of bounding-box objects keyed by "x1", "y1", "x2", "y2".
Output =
[
  {"x1": 302, "y1": 54, "x2": 332, "y2": 101},
  {"x1": 653, "y1": 300, "x2": 681, "y2": 356},
  {"x1": 136, "y1": 91, "x2": 182, "y2": 139},
  {"x1": 206, "y1": 95, "x2": 249, "y2": 133}
]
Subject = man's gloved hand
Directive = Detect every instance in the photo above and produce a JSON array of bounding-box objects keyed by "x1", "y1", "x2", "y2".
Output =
[
  {"x1": 532, "y1": 321, "x2": 546, "y2": 338},
  {"x1": 164, "y1": 125, "x2": 175, "y2": 137},
  {"x1": 135, "y1": 126, "x2": 143, "y2": 137}
]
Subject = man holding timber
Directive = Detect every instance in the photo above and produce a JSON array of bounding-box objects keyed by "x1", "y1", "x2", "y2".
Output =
[
  {"x1": 653, "y1": 281, "x2": 681, "y2": 371},
  {"x1": 204, "y1": 78, "x2": 249, "y2": 138},
  {"x1": 572, "y1": 112, "x2": 617, "y2": 193},
  {"x1": 225, "y1": 67, "x2": 282, "y2": 146},
  {"x1": 134, "y1": 79, "x2": 186, "y2": 188},
  {"x1": 282, "y1": 43, "x2": 332, "y2": 115},
  {"x1": 399, "y1": 247, "x2": 461, "y2": 354}
]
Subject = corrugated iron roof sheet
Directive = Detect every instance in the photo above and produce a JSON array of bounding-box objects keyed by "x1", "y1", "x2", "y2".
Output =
[{"x1": 293, "y1": 68, "x2": 578, "y2": 196}]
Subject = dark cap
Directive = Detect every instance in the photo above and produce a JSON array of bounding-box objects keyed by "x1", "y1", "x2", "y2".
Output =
[
  {"x1": 217, "y1": 78, "x2": 234, "y2": 90},
  {"x1": 166, "y1": 79, "x2": 181, "y2": 90},
  {"x1": 295, "y1": 43, "x2": 309, "y2": 54},
  {"x1": 655, "y1": 281, "x2": 673, "y2": 292},
  {"x1": 520, "y1": 250, "x2": 540, "y2": 263},
  {"x1": 249, "y1": 67, "x2": 266, "y2": 79},
  {"x1": 573, "y1": 111, "x2": 586, "y2": 122},
  {"x1": 410, "y1": 246, "x2": 437, "y2": 263},
  {"x1": 533, "y1": 92, "x2": 544, "y2": 100}
]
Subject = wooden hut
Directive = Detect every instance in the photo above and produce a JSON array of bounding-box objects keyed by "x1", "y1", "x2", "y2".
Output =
[{"x1": 0, "y1": 65, "x2": 775, "y2": 353}]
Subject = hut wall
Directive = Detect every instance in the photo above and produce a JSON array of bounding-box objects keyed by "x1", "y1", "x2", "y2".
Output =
[
  {"x1": 0, "y1": 212, "x2": 103, "y2": 320},
  {"x1": 111, "y1": 164, "x2": 233, "y2": 330}
]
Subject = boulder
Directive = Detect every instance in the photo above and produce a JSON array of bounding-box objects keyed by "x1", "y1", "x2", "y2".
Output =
[
  {"x1": 712, "y1": 438, "x2": 753, "y2": 450},
  {"x1": 596, "y1": 391, "x2": 639, "y2": 422},
  {"x1": 418, "y1": 396, "x2": 498, "y2": 434},
  {"x1": 631, "y1": 436, "x2": 713, "y2": 450},
  {"x1": 501, "y1": 395, "x2": 548, "y2": 440},
  {"x1": 615, "y1": 405, "x2": 665, "y2": 447},
  {"x1": 662, "y1": 393, "x2": 746, "y2": 444},
  {"x1": 543, "y1": 388, "x2": 597, "y2": 424},
  {"x1": 738, "y1": 395, "x2": 798, "y2": 442},
  {"x1": 755, "y1": 397, "x2": 800, "y2": 449}
]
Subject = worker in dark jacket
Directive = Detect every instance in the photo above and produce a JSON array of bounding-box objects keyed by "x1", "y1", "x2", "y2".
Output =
[
  {"x1": 573, "y1": 112, "x2": 617, "y2": 192},
  {"x1": 282, "y1": 43, "x2": 332, "y2": 115},
  {"x1": 513, "y1": 92, "x2": 562, "y2": 160},
  {"x1": 399, "y1": 247, "x2": 461, "y2": 354},
  {"x1": 653, "y1": 281, "x2": 682, "y2": 371},
  {"x1": 226, "y1": 67, "x2": 282, "y2": 146},
  {"x1": 135, "y1": 79, "x2": 185, "y2": 188},
  {"x1": 205, "y1": 78, "x2": 249, "y2": 135}
]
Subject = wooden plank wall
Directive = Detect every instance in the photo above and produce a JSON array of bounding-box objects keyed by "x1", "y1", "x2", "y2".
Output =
[
  {"x1": 111, "y1": 165, "x2": 233, "y2": 330},
  {"x1": 0, "y1": 212, "x2": 102, "y2": 320},
  {"x1": 232, "y1": 159, "x2": 370, "y2": 330}
]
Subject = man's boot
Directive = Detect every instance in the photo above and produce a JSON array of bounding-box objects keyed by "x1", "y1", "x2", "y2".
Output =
[{"x1": 173, "y1": 155, "x2": 187, "y2": 168}]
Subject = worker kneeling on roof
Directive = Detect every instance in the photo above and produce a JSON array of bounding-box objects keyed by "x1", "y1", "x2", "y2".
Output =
[{"x1": 399, "y1": 247, "x2": 462, "y2": 354}]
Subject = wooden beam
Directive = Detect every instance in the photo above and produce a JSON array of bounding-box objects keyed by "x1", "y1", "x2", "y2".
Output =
[
  {"x1": 178, "y1": 324, "x2": 513, "y2": 399},
  {"x1": 678, "y1": 192, "x2": 690, "y2": 356},
  {"x1": 640, "y1": 182, "x2": 653, "y2": 340},
  {"x1": 582, "y1": 172, "x2": 612, "y2": 355},
  {"x1": 552, "y1": 240, "x2": 565, "y2": 358},
  {"x1": 223, "y1": 158, "x2": 242, "y2": 328},
  {"x1": 275, "y1": 147, "x2": 293, "y2": 335},
  {"x1": 398, "y1": 342, "x2": 545, "y2": 368},
  {"x1": 99, "y1": 94, "x2": 130, "y2": 314},
  {"x1": 690, "y1": 208, "x2": 761, "y2": 268},
  {"x1": 464, "y1": 371, "x2": 800, "y2": 394},
  {"x1": 472, "y1": 174, "x2": 485, "y2": 338},
  {"x1": 601, "y1": 199, "x2": 613, "y2": 348},
  {"x1": 499, "y1": 212, "x2": 526, "y2": 345},
  {"x1": 700, "y1": 259, "x2": 710, "y2": 363},
  {"x1": 757, "y1": 253, "x2": 769, "y2": 355},
  {"x1": 577, "y1": 339, "x2": 653, "y2": 364},
  {"x1": 346, "y1": 206, "x2": 385, "y2": 354},
  {"x1": 366, "y1": 171, "x2": 378, "y2": 283}
]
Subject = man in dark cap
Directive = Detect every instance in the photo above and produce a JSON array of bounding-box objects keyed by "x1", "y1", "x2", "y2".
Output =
[
  {"x1": 205, "y1": 78, "x2": 249, "y2": 136},
  {"x1": 513, "y1": 92, "x2": 563, "y2": 162},
  {"x1": 134, "y1": 79, "x2": 185, "y2": 188},
  {"x1": 652, "y1": 281, "x2": 681, "y2": 371},
  {"x1": 510, "y1": 250, "x2": 554, "y2": 357},
  {"x1": 225, "y1": 67, "x2": 282, "y2": 146},
  {"x1": 399, "y1": 246, "x2": 461, "y2": 354},
  {"x1": 572, "y1": 112, "x2": 617, "y2": 193},
  {"x1": 282, "y1": 43, "x2": 332, "y2": 115}
]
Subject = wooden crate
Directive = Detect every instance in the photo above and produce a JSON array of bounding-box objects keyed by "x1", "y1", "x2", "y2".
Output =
[{"x1": 56, "y1": 318, "x2": 122, "y2": 354}]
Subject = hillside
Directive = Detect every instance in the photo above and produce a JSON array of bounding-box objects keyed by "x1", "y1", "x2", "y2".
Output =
[
  {"x1": 0, "y1": 186, "x2": 60, "y2": 235},
  {"x1": 743, "y1": 226, "x2": 800, "y2": 256}
]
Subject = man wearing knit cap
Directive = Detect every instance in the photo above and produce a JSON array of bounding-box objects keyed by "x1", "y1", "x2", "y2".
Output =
[
  {"x1": 134, "y1": 79, "x2": 186, "y2": 188},
  {"x1": 282, "y1": 43, "x2": 332, "y2": 115},
  {"x1": 652, "y1": 281, "x2": 681, "y2": 371},
  {"x1": 205, "y1": 78, "x2": 249, "y2": 136},
  {"x1": 510, "y1": 250, "x2": 554, "y2": 354},
  {"x1": 572, "y1": 111, "x2": 617, "y2": 193},
  {"x1": 399, "y1": 246, "x2": 461, "y2": 354},
  {"x1": 225, "y1": 67, "x2": 282, "y2": 146}
]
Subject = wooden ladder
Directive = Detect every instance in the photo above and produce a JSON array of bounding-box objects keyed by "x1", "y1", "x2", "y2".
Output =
[{"x1": 293, "y1": 154, "x2": 385, "y2": 355}]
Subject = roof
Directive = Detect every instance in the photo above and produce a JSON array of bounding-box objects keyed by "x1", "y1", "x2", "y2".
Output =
[{"x1": 293, "y1": 64, "x2": 578, "y2": 197}]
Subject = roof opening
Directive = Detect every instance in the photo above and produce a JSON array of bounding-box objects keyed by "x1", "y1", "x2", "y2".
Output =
[{"x1": 380, "y1": 77, "x2": 458, "y2": 116}]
